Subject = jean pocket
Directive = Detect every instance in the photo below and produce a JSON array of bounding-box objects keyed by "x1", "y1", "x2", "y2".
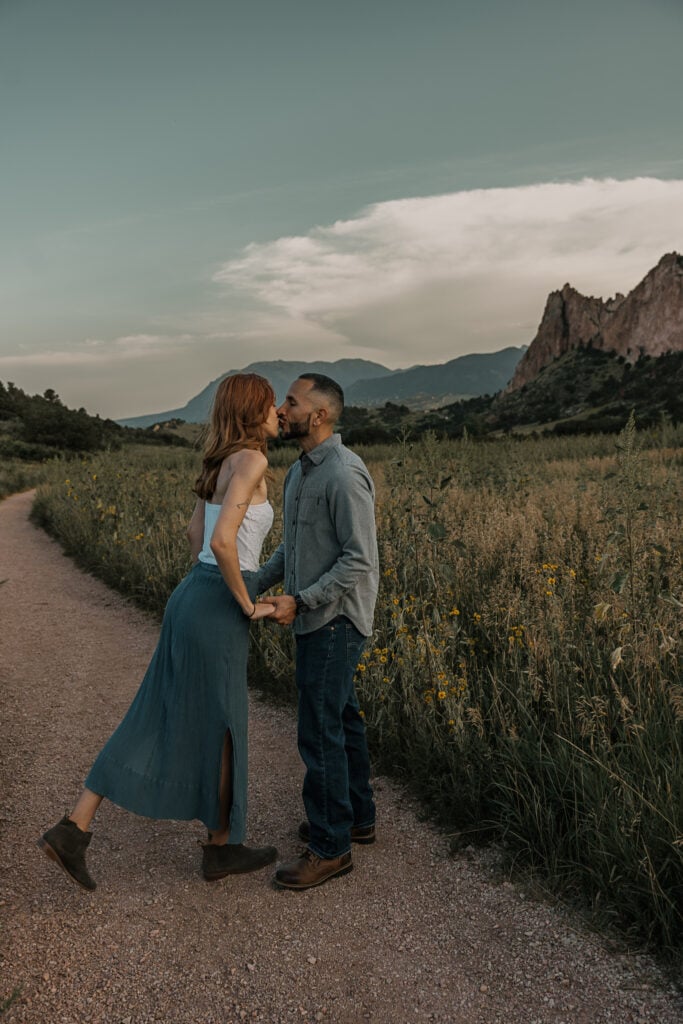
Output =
[{"x1": 345, "y1": 626, "x2": 366, "y2": 661}]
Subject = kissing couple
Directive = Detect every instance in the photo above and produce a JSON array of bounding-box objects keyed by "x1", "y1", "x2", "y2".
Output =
[{"x1": 39, "y1": 372, "x2": 379, "y2": 892}]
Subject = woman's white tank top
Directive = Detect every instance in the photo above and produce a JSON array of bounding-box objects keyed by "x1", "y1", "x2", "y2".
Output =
[{"x1": 198, "y1": 500, "x2": 274, "y2": 572}]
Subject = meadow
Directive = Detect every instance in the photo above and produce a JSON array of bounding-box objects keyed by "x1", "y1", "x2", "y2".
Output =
[
  {"x1": 0, "y1": 458, "x2": 50, "y2": 501},
  {"x1": 28, "y1": 420, "x2": 683, "y2": 961}
]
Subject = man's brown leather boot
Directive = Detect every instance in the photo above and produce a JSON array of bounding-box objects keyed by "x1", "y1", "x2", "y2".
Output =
[{"x1": 274, "y1": 848, "x2": 353, "y2": 890}]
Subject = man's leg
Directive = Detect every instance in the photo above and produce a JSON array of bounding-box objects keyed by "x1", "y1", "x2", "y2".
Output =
[
  {"x1": 343, "y1": 703, "x2": 376, "y2": 828},
  {"x1": 342, "y1": 628, "x2": 375, "y2": 829},
  {"x1": 295, "y1": 619, "x2": 354, "y2": 860}
]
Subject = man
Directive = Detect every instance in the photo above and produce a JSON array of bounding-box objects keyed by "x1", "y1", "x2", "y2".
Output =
[{"x1": 255, "y1": 373, "x2": 379, "y2": 889}]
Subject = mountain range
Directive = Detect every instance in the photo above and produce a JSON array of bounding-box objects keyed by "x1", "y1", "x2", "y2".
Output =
[
  {"x1": 5, "y1": 254, "x2": 680, "y2": 458},
  {"x1": 117, "y1": 349, "x2": 525, "y2": 428},
  {"x1": 118, "y1": 252, "x2": 682, "y2": 430},
  {"x1": 345, "y1": 348, "x2": 524, "y2": 407}
]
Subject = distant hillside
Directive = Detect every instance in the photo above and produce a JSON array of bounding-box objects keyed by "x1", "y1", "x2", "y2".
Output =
[
  {"x1": 118, "y1": 358, "x2": 391, "y2": 428},
  {"x1": 420, "y1": 348, "x2": 683, "y2": 438},
  {"x1": 0, "y1": 381, "x2": 190, "y2": 460},
  {"x1": 346, "y1": 347, "x2": 525, "y2": 408},
  {"x1": 508, "y1": 252, "x2": 683, "y2": 392}
]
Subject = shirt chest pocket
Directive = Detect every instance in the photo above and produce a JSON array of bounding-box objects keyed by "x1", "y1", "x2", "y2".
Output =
[{"x1": 296, "y1": 494, "x2": 324, "y2": 526}]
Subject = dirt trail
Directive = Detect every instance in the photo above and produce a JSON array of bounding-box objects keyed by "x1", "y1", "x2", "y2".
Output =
[{"x1": 0, "y1": 490, "x2": 680, "y2": 1024}]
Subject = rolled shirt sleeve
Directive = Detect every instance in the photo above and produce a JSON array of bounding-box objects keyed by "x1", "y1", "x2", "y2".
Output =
[{"x1": 253, "y1": 542, "x2": 285, "y2": 594}]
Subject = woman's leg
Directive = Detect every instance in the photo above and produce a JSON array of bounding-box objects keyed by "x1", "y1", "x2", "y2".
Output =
[
  {"x1": 69, "y1": 788, "x2": 104, "y2": 832},
  {"x1": 207, "y1": 733, "x2": 232, "y2": 846},
  {"x1": 200, "y1": 729, "x2": 277, "y2": 878}
]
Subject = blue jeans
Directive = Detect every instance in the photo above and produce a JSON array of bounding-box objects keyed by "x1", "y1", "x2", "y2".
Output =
[{"x1": 295, "y1": 617, "x2": 375, "y2": 859}]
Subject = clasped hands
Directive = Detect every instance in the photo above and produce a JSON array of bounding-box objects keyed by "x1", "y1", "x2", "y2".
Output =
[{"x1": 249, "y1": 594, "x2": 297, "y2": 626}]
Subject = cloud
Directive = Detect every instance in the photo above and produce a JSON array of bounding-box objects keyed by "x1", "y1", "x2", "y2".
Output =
[
  {"x1": 0, "y1": 333, "x2": 209, "y2": 417},
  {"x1": 0, "y1": 333, "x2": 196, "y2": 369},
  {"x1": 112, "y1": 333, "x2": 195, "y2": 354},
  {"x1": 0, "y1": 326, "x2": 334, "y2": 419},
  {"x1": 213, "y1": 177, "x2": 683, "y2": 363},
  {"x1": 6, "y1": 177, "x2": 682, "y2": 418},
  {"x1": 0, "y1": 350, "x2": 97, "y2": 369}
]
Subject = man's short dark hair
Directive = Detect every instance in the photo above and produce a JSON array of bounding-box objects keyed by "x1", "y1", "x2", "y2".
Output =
[{"x1": 298, "y1": 373, "x2": 344, "y2": 420}]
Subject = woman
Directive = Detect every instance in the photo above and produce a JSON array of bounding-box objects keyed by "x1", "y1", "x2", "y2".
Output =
[{"x1": 38, "y1": 373, "x2": 280, "y2": 889}]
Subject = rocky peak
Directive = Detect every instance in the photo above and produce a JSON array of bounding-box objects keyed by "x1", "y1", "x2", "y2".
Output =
[{"x1": 506, "y1": 252, "x2": 683, "y2": 392}]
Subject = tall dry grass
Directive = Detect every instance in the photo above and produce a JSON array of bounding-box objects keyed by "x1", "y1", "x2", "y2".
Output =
[
  {"x1": 0, "y1": 458, "x2": 50, "y2": 500},
  {"x1": 29, "y1": 423, "x2": 683, "y2": 958}
]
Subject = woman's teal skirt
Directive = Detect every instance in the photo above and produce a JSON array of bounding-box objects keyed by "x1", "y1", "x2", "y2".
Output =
[{"x1": 85, "y1": 562, "x2": 258, "y2": 836}]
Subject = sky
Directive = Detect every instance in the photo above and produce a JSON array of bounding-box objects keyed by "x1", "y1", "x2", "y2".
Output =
[{"x1": 1, "y1": 0, "x2": 682, "y2": 419}]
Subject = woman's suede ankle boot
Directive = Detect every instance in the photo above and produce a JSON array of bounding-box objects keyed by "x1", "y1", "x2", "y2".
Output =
[
  {"x1": 38, "y1": 815, "x2": 97, "y2": 891},
  {"x1": 202, "y1": 842, "x2": 277, "y2": 880}
]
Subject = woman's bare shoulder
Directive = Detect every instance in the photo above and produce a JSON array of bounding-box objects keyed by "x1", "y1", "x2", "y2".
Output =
[
  {"x1": 226, "y1": 448, "x2": 268, "y2": 473},
  {"x1": 213, "y1": 449, "x2": 267, "y2": 498}
]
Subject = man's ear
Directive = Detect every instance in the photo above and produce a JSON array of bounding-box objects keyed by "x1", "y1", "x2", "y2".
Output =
[{"x1": 314, "y1": 407, "x2": 330, "y2": 426}]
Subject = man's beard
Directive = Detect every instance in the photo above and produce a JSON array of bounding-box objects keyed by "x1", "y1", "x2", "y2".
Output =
[{"x1": 280, "y1": 414, "x2": 312, "y2": 440}]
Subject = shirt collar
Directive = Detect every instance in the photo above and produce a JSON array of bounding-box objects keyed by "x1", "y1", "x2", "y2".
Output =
[{"x1": 300, "y1": 433, "x2": 341, "y2": 471}]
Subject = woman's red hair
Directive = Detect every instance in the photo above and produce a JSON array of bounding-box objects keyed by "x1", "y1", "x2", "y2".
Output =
[{"x1": 193, "y1": 373, "x2": 275, "y2": 500}]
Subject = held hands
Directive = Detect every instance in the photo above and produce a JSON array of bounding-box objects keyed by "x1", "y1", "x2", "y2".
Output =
[
  {"x1": 247, "y1": 601, "x2": 276, "y2": 621},
  {"x1": 265, "y1": 594, "x2": 297, "y2": 626},
  {"x1": 247, "y1": 594, "x2": 297, "y2": 625}
]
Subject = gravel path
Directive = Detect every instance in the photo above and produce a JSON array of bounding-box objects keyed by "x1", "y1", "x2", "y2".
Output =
[{"x1": 0, "y1": 490, "x2": 681, "y2": 1024}]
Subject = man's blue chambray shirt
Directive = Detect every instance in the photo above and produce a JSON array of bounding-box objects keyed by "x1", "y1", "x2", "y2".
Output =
[{"x1": 254, "y1": 434, "x2": 379, "y2": 637}]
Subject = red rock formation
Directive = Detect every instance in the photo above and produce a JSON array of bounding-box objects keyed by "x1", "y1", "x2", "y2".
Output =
[{"x1": 506, "y1": 253, "x2": 683, "y2": 392}]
